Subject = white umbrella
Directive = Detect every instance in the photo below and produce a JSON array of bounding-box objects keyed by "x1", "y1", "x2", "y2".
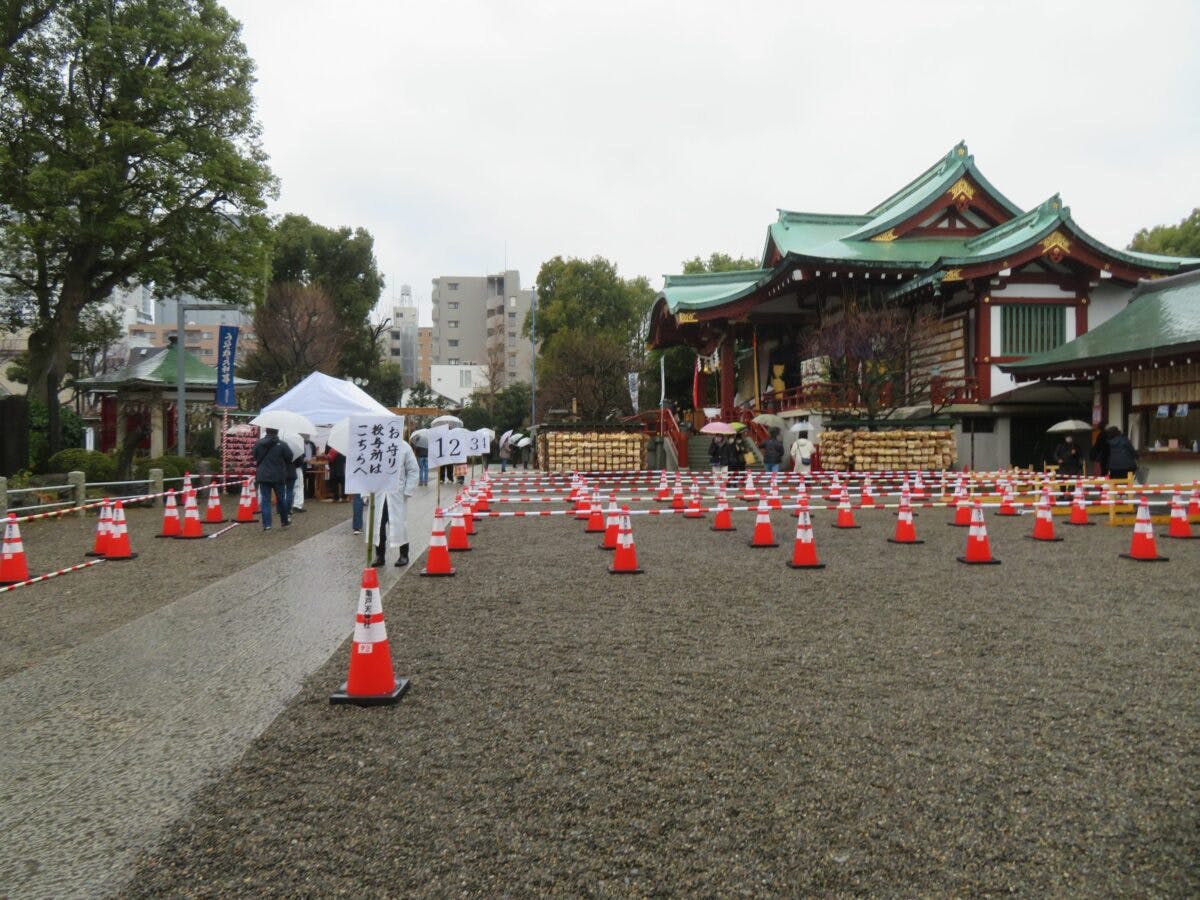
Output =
[
  {"x1": 326, "y1": 418, "x2": 351, "y2": 455},
  {"x1": 789, "y1": 421, "x2": 811, "y2": 433},
  {"x1": 431, "y1": 414, "x2": 463, "y2": 429},
  {"x1": 1047, "y1": 419, "x2": 1093, "y2": 434},
  {"x1": 516, "y1": 436, "x2": 532, "y2": 449},
  {"x1": 251, "y1": 410, "x2": 316, "y2": 435},
  {"x1": 278, "y1": 431, "x2": 304, "y2": 459},
  {"x1": 500, "y1": 429, "x2": 515, "y2": 447},
  {"x1": 752, "y1": 413, "x2": 788, "y2": 433},
  {"x1": 409, "y1": 428, "x2": 429, "y2": 449},
  {"x1": 477, "y1": 427, "x2": 496, "y2": 441}
]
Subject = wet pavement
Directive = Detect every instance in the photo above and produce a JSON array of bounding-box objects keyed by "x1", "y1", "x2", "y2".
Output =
[{"x1": 0, "y1": 486, "x2": 441, "y2": 898}]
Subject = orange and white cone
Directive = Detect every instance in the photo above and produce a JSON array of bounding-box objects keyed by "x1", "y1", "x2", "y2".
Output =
[
  {"x1": 585, "y1": 490, "x2": 606, "y2": 531},
  {"x1": 860, "y1": 477, "x2": 877, "y2": 508},
  {"x1": 1067, "y1": 483, "x2": 1094, "y2": 526},
  {"x1": 573, "y1": 488, "x2": 591, "y2": 520},
  {"x1": 247, "y1": 477, "x2": 260, "y2": 514},
  {"x1": 1028, "y1": 494, "x2": 1062, "y2": 542},
  {"x1": 420, "y1": 508, "x2": 457, "y2": 576},
  {"x1": 599, "y1": 498, "x2": 621, "y2": 549},
  {"x1": 203, "y1": 482, "x2": 226, "y2": 523},
  {"x1": 833, "y1": 495, "x2": 859, "y2": 529},
  {"x1": 748, "y1": 499, "x2": 778, "y2": 548},
  {"x1": 671, "y1": 476, "x2": 686, "y2": 511},
  {"x1": 957, "y1": 502, "x2": 1000, "y2": 565},
  {"x1": 175, "y1": 488, "x2": 205, "y2": 539},
  {"x1": 609, "y1": 508, "x2": 643, "y2": 574},
  {"x1": 1187, "y1": 486, "x2": 1200, "y2": 520},
  {"x1": 104, "y1": 500, "x2": 138, "y2": 560},
  {"x1": 888, "y1": 496, "x2": 923, "y2": 544},
  {"x1": 766, "y1": 482, "x2": 782, "y2": 511},
  {"x1": 950, "y1": 493, "x2": 972, "y2": 527},
  {"x1": 87, "y1": 500, "x2": 113, "y2": 555},
  {"x1": 329, "y1": 567, "x2": 410, "y2": 705},
  {"x1": 182, "y1": 472, "x2": 193, "y2": 494},
  {"x1": 741, "y1": 472, "x2": 757, "y2": 501},
  {"x1": 1121, "y1": 497, "x2": 1169, "y2": 561},
  {"x1": 462, "y1": 494, "x2": 477, "y2": 536},
  {"x1": 787, "y1": 504, "x2": 825, "y2": 569},
  {"x1": 446, "y1": 502, "x2": 471, "y2": 551},
  {"x1": 684, "y1": 485, "x2": 705, "y2": 519},
  {"x1": 0, "y1": 514, "x2": 30, "y2": 584},
  {"x1": 234, "y1": 485, "x2": 256, "y2": 523},
  {"x1": 711, "y1": 492, "x2": 735, "y2": 531},
  {"x1": 1161, "y1": 492, "x2": 1199, "y2": 540},
  {"x1": 792, "y1": 482, "x2": 809, "y2": 518},
  {"x1": 156, "y1": 490, "x2": 181, "y2": 537},
  {"x1": 996, "y1": 482, "x2": 1019, "y2": 516},
  {"x1": 655, "y1": 472, "x2": 670, "y2": 502}
]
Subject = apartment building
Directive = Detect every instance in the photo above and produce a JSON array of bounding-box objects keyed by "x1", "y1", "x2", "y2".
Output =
[
  {"x1": 386, "y1": 285, "x2": 419, "y2": 386},
  {"x1": 126, "y1": 322, "x2": 257, "y2": 362},
  {"x1": 417, "y1": 326, "x2": 433, "y2": 385},
  {"x1": 430, "y1": 270, "x2": 533, "y2": 389}
]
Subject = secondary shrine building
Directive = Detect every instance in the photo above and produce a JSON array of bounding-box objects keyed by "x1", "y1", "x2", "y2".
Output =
[{"x1": 648, "y1": 142, "x2": 1200, "y2": 468}]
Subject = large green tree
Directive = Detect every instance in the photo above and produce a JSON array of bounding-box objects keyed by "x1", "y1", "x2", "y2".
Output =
[
  {"x1": 0, "y1": 0, "x2": 275, "y2": 452},
  {"x1": 680, "y1": 251, "x2": 760, "y2": 274},
  {"x1": 268, "y1": 213, "x2": 386, "y2": 383},
  {"x1": 1129, "y1": 209, "x2": 1200, "y2": 258}
]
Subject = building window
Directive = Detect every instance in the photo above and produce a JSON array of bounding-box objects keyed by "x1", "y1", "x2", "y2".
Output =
[
  {"x1": 509, "y1": 296, "x2": 517, "y2": 308},
  {"x1": 448, "y1": 358, "x2": 460, "y2": 365},
  {"x1": 448, "y1": 339, "x2": 459, "y2": 347},
  {"x1": 447, "y1": 282, "x2": 459, "y2": 291},
  {"x1": 447, "y1": 302, "x2": 459, "y2": 310},
  {"x1": 201, "y1": 332, "x2": 212, "y2": 340},
  {"x1": 1001, "y1": 304, "x2": 1066, "y2": 356},
  {"x1": 459, "y1": 370, "x2": 472, "y2": 388},
  {"x1": 508, "y1": 311, "x2": 516, "y2": 320},
  {"x1": 447, "y1": 320, "x2": 459, "y2": 328},
  {"x1": 390, "y1": 330, "x2": 401, "y2": 339},
  {"x1": 507, "y1": 334, "x2": 515, "y2": 347},
  {"x1": 390, "y1": 348, "x2": 401, "y2": 356}
]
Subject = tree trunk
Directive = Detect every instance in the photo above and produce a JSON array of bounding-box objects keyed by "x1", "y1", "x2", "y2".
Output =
[{"x1": 27, "y1": 274, "x2": 88, "y2": 456}]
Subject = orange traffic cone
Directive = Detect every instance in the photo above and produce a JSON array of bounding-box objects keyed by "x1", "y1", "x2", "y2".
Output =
[
  {"x1": 87, "y1": 501, "x2": 113, "y2": 555},
  {"x1": 584, "y1": 491, "x2": 606, "y2": 532},
  {"x1": 950, "y1": 494, "x2": 972, "y2": 527},
  {"x1": 599, "y1": 499, "x2": 620, "y2": 549},
  {"x1": 247, "y1": 477, "x2": 260, "y2": 514},
  {"x1": 741, "y1": 472, "x2": 757, "y2": 501},
  {"x1": 175, "y1": 489, "x2": 205, "y2": 539},
  {"x1": 203, "y1": 482, "x2": 227, "y2": 524},
  {"x1": 1028, "y1": 494, "x2": 1063, "y2": 542},
  {"x1": 473, "y1": 487, "x2": 490, "y2": 513},
  {"x1": 787, "y1": 505, "x2": 825, "y2": 569},
  {"x1": 609, "y1": 508, "x2": 643, "y2": 574},
  {"x1": 1187, "y1": 487, "x2": 1200, "y2": 520},
  {"x1": 888, "y1": 497, "x2": 923, "y2": 544},
  {"x1": 0, "y1": 514, "x2": 30, "y2": 584},
  {"x1": 462, "y1": 495, "x2": 477, "y2": 536},
  {"x1": 671, "y1": 476, "x2": 686, "y2": 511},
  {"x1": 766, "y1": 482, "x2": 782, "y2": 511},
  {"x1": 655, "y1": 472, "x2": 670, "y2": 502},
  {"x1": 860, "y1": 477, "x2": 877, "y2": 508},
  {"x1": 446, "y1": 503, "x2": 471, "y2": 551},
  {"x1": 748, "y1": 499, "x2": 778, "y2": 548},
  {"x1": 711, "y1": 492, "x2": 735, "y2": 531},
  {"x1": 329, "y1": 567, "x2": 410, "y2": 705},
  {"x1": 792, "y1": 482, "x2": 809, "y2": 517},
  {"x1": 1121, "y1": 497, "x2": 1169, "y2": 561},
  {"x1": 996, "y1": 482, "x2": 1019, "y2": 516},
  {"x1": 1161, "y1": 492, "x2": 1199, "y2": 540},
  {"x1": 234, "y1": 485, "x2": 256, "y2": 523},
  {"x1": 832, "y1": 495, "x2": 859, "y2": 529},
  {"x1": 182, "y1": 472, "x2": 193, "y2": 494},
  {"x1": 1066, "y1": 484, "x2": 1094, "y2": 526},
  {"x1": 684, "y1": 486, "x2": 705, "y2": 519},
  {"x1": 420, "y1": 508, "x2": 456, "y2": 576},
  {"x1": 958, "y1": 502, "x2": 1000, "y2": 565},
  {"x1": 104, "y1": 500, "x2": 138, "y2": 560},
  {"x1": 156, "y1": 490, "x2": 181, "y2": 537}
]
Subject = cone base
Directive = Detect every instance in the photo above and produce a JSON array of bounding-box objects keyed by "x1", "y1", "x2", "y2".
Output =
[
  {"x1": 1024, "y1": 535, "x2": 1063, "y2": 542},
  {"x1": 173, "y1": 534, "x2": 206, "y2": 540},
  {"x1": 420, "y1": 568, "x2": 456, "y2": 577},
  {"x1": 886, "y1": 538, "x2": 924, "y2": 544},
  {"x1": 598, "y1": 544, "x2": 616, "y2": 550},
  {"x1": 710, "y1": 525, "x2": 736, "y2": 531},
  {"x1": 584, "y1": 525, "x2": 605, "y2": 532},
  {"x1": 832, "y1": 524, "x2": 861, "y2": 529},
  {"x1": 995, "y1": 511, "x2": 1020, "y2": 517},
  {"x1": 447, "y1": 546, "x2": 472, "y2": 552},
  {"x1": 1162, "y1": 533, "x2": 1200, "y2": 539},
  {"x1": 86, "y1": 549, "x2": 109, "y2": 555},
  {"x1": 1065, "y1": 521, "x2": 1096, "y2": 527},
  {"x1": 104, "y1": 552, "x2": 139, "y2": 561},
  {"x1": 608, "y1": 566, "x2": 644, "y2": 574},
  {"x1": 787, "y1": 561, "x2": 825, "y2": 569},
  {"x1": 748, "y1": 542, "x2": 780, "y2": 548},
  {"x1": 947, "y1": 522, "x2": 971, "y2": 527},
  {"x1": 0, "y1": 575, "x2": 30, "y2": 586},
  {"x1": 1118, "y1": 553, "x2": 1169, "y2": 562},
  {"x1": 329, "y1": 677, "x2": 410, "y2": 706},
  {"x1": 204, "y1": 517, "x2": 229, "y2": 524},
  {"x1": 957, "y1": 556, "x2": 1001, "y2": 565},
  {"x1": 153, "y1": 533, "x2": 180, "y2": 539}
]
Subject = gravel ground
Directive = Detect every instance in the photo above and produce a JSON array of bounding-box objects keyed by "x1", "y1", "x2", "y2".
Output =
[
  {"x1": 0, "y1": 497, "x2": 356, "y2": 679},
  {"x1": 122, "y1": 501, "x2": 1199, "y2": 896}
]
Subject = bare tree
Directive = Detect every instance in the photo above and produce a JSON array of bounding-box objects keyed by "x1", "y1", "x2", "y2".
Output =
[
  {"x1": 242, "y1": 282, "x2": 345, "y2": 405},
  {"x1": 538, "y1": 327, "x2": 633, "y2": 421}
]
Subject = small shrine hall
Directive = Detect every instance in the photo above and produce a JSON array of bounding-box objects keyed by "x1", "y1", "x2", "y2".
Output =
[{"x1": 648, "y1": 142, "x2": 1200, "y2": 468}]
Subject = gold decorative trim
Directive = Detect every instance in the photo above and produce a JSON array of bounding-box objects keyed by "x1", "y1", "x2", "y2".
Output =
[
  {"x1": 676, "y1": 312, "x2": 699, "y2": 324},
  {"x1": 871, "y1": 229, "x2": 898, "y2": 243},
  {"x1": 947, "y1": 178, "x2": 975, "y2": 202},
  {"x1": 1040, "y1": 231, "x2": 1071, "y2": 256},
  {"x1": 942, "y1": 269, "x2": 963, "y2": 282}
]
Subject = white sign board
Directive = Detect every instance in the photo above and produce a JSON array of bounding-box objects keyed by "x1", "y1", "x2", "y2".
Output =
[
  {"x1": 428, "y1": 425, "x2": 468, "y2": 467},
  {"x1": 345, "y1": 415, "x2": 406, "y2": 495},
  {"x1": 469, "y1": 428, "x2": 491, "y2": 456}
]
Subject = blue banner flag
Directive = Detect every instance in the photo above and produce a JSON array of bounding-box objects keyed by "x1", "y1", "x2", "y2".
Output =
[{"x1": 215, "y1": 325, "x2": 239, "y2": 408}]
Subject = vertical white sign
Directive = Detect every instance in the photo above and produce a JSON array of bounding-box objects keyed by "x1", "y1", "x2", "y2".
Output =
[
  {"x1": 345, "y1": 415, "x2": 406, "y2": 495},
  {"x1": 428, "y1": 425, "x2": 468, "y2": 467}
]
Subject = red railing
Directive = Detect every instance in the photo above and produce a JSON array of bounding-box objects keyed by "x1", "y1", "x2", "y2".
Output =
[
  {"x1": 624, "y1": 407, "x2": 688, "y2": 467},
  {"x1": 756, "y1": 377, "x2": 980, "y2": 412}
]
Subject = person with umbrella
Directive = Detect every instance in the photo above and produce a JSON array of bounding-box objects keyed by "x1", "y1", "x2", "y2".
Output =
[
  {"x1": 1052, "y1": 434, "x2": 1084, "y2": 477},
  {"x1": 758, "y1": 427, "x2": 785, "y2": 473},
  {"x1": 252, "y1": 428, "x2": 294, "y2": 530},
  {"x1": 409, "y1": 428, "x2": 430, "y2": 486}
]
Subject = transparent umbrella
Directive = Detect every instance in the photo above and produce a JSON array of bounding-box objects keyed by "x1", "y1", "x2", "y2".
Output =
[
  {"x1": 251, "y1": 410, "x2": 316, "y2": 435},
  {"x1": 431, "y1": 414, "x2": 463, "y2": 429},
  {"x1": 1047, "y1": 419, "x2": 1093, "y2": 434}
]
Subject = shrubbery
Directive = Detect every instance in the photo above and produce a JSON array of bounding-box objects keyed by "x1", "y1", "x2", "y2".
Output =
[{"x1": 43, "y1": 448, "x2": 116, "y2": 482}]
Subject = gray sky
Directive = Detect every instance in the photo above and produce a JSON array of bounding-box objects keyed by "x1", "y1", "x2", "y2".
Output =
[{"x1": 221, "y1": 0, "x2": 1200, "y2": 326}]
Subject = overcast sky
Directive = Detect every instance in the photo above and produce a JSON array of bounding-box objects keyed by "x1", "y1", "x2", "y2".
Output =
[{"x1": 221, "y1": 0, "x2": 1200, "y2": 326}]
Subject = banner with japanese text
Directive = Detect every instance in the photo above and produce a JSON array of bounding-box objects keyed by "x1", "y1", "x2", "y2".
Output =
[
  {"x1": 345, "y1": 415, "x2": 407, "y2": 494},
  {"x1": 215, "y1": 325, "x2": 239, "y2": 409}
]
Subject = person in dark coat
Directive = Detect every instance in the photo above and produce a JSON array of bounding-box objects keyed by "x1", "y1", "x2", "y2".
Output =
[
  {"x1": 252, "y1": 427, "x2": 293, "y2": 530},
  {"x1": 1089, "y1": 425, "x2": 1110, "y2": 476},
  {"x1": 1105, "y1": 425, "x2": 1138, "y2": 479},
  {"x1": 326, "y1": 445, "x2": 346, "y2": 502},
  {"x1": 1052, "y1": 435, "x2": 1084, "y2": 476},
  {"x1": 707, "y1": 434, "x2": 727, "y2": 470},
  {"x1": 758, "y1": 428, "x2": 784, "y2": 473},
  {"x1": 727, "y1": 433, "x2": 749, "y2": 472}
]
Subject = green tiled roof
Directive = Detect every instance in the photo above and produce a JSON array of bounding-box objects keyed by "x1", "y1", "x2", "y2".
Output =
[
  {"x1": 1002, "y1": 270, "x2": 1200, "y2": 376},
  {"x1": 659, "y1": 269, "x2": 772, "y2": 314},
  {"x1": 77, "y1": 345, "x2": 255, "y2": 389}
]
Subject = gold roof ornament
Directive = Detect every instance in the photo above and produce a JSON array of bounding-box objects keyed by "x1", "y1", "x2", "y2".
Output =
[
  {"x1": 676, "y1": 311, "x2": 698, "y2": 324},
  {"x1": 1040, "y1": 231, "x2": 1071, "y2": 255},
  {"x1": 871, "y1": 229, "x2": 898, "y2": 242},
  {"x1": 942, "y1": 269, "x2": 963, "y2": 282},
  {"x1": 947, "y1": 178, "x2": 976, "y2": 202}
]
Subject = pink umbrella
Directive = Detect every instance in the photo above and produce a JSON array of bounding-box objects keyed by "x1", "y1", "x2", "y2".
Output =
[{"x1": 700, "y1": 421, "x2": 736, "y2": 435}]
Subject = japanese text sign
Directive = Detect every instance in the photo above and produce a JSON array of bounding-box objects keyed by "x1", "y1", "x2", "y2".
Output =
[
  {"x1": 345, "y1": 415, "x2": 406, "y2": 494},
  {"x1": 215, "y1": 325, "x2": 239, "y2": 409}
]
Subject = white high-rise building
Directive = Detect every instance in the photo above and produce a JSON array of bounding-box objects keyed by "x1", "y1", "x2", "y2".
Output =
[
  {"x1": 430, "y1": 270, "x2": 533, "y2": 389},
  {"x1": 387, "y1": 284, "x2": 419, "y2": 387}
]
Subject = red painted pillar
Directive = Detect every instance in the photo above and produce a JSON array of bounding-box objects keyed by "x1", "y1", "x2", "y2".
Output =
[
  {"x1": 975, "y1": 294, "x2": 992, "y2": 401},
  {"x1": 1075, "y1": 295, "x2": 1088, "y2": 337},
  {"x1": 719, "y1": 328, "x2": 736, "y2": 419}
]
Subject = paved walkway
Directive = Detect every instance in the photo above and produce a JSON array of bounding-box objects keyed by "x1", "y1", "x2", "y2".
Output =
[{"x1": 0, "y1": 486, "x2": 442, "y2": 898}]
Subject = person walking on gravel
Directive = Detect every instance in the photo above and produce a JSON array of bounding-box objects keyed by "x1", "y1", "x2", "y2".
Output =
[
  {"x1": 253, "y1": 427, "x2": 294, "y2": 531},
  {"x1": 368, "y1": 438, "x2": 420, "y2": 568}
]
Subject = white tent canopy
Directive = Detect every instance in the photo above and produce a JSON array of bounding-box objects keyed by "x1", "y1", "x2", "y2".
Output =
[{"x1": 260, "y1": 372, "x2": 391, "y2": 427}]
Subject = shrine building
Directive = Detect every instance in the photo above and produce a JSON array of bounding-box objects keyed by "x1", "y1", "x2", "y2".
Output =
[{"x1": 647, "y1": 142, "x2": 1200, "y2": 468}]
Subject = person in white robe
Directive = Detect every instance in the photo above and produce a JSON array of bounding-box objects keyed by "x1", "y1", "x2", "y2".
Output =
[{"x1": 367, "y1": 440, "x2": 420, "y2": 568}]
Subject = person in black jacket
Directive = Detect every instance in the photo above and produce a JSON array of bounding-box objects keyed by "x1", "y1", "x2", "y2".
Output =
[
  {"x1": 253, "y1": 428, "x2": 294, "y2": 530},
  {"x1": 1104, "y1": 425, "x2": 1138, "y2": 479}
]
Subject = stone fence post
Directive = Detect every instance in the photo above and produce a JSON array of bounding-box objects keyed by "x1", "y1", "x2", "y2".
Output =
[
  {"x1": 0, "y1": 476, "x2": 7, "y2": 517},
  {"x1": 149, "y1": 468, "x2": 164, "y2": 499},
  {"x1": 68, "y1": 470, "x2": 86, "y2": 517}
]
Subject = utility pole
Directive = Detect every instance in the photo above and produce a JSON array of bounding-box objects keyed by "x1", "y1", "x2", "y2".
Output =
[
  {"x1": 529, "y1": 288, "x2": 537, "y2": 427},
  {"x1": 176, "y1": 300, "x2": 242, "y2": 455}
]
